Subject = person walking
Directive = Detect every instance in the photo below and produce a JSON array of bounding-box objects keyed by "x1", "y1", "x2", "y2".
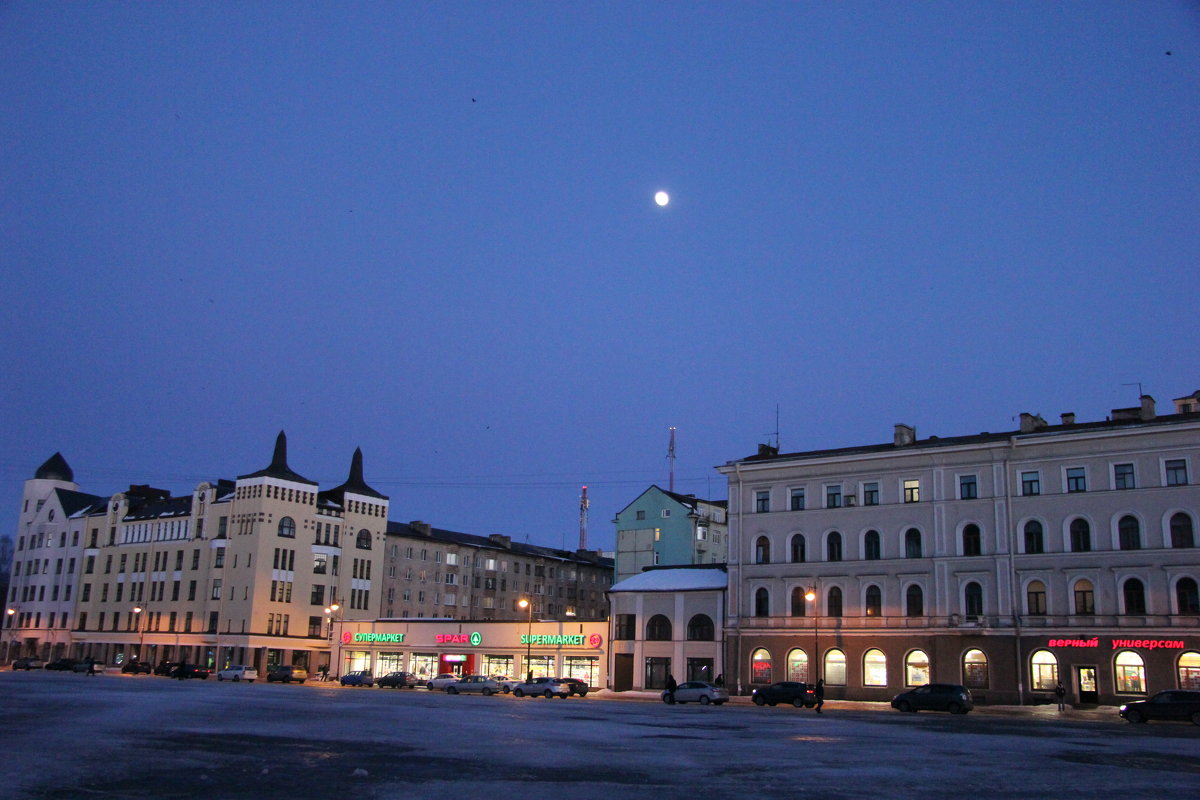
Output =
[
  {"x1": 85, "y1": 656, "x2": 96, "y2": 676},
  {"x1": 665, "y1": 674, "x2": 678, "y2": 705},
  {"x1": 1054, "y1": 680, "x2": 1067, "y2": 711},
  {"x1": 714, "y1": 674, "x2": 725, "y2": 688},
  {"x1": 814, "y1": 678, "x2": 825, "y2": 714}
]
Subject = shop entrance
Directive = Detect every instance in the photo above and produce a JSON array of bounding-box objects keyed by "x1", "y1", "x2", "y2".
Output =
[
  {"x1": 613, "y1": 654, "x2": 633, "y2": 692},
  {"x1": 1076, "y1": 666, "x2": 1098, "y2": 704}
]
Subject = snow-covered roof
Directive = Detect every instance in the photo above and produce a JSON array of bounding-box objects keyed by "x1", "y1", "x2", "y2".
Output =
[{"x1": 609, "y1": 567, "x2": 728, "y2": 593}]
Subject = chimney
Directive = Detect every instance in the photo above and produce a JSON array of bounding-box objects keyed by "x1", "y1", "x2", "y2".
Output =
[
  {"x1": 1139, "y1": 395, "x2": 1156, "y2": 421},
  {"x1": 488, "y1": 533, "x2": 512, "y2": 549},
  {"x1": 1019, "y1": 413, "x2": 1048, "y2": 433},
  {"x1": 757, "y1": 443, "x2": 778, "y2": 457},
  {"x1": 409, "y1": 521, "x2": 432, "y2": 536},
  {"x1": 893, "y1": 424, "x2": 916, "y2": 446},
  {"x1": 1060, "y1": 412, "x2": 1076, "y2": 425}
]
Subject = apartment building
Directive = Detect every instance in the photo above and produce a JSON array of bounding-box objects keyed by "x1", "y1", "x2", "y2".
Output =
[{"x1": 613, "y1": 486, "x2": 727, "y2": 583}]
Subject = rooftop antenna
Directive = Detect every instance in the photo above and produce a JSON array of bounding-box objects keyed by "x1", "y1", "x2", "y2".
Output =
[
  {"x1": 764, "y1": 404, "x2": 780, "y2": 450},
  {"x1": 1121, "y1": 382, "x2": 1144, "y2": 399},
  {"x1": 667, "y1": 426, "x2": 677, "y2": 491},
  {"x1": 578, "y1": 485, "x2": 589, "y2": 550}
]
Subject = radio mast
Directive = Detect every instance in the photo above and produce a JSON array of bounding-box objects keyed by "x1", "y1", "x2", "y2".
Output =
[
  {"x1": 667, "y1": 426, "x2": 677, "y2": 491},
  {"x1": 578, "y1": 485, "x2": 589, "y2": 551}
]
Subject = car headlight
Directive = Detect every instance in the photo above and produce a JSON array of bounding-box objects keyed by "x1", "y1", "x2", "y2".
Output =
[{"x1": 1119, "y1": 705, "x2": 1128, "y2": 712}]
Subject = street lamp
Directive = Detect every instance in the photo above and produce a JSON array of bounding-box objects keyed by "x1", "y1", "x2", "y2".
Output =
[
  {"x1": 132, "y1": 606, "x2": 145, "y2": 663},
  {"x1": 5, "y1": 607, "x2": 15, "y2": 663},
  {"x1": 805, "y1": 589, "x2": 818, "y2": 682},
  {"x1": 324, "y1": 603, "x2": 341, "y2": 680},
  {"x1": 518, "y1": 598, "x2": 533, "y2": 682}
]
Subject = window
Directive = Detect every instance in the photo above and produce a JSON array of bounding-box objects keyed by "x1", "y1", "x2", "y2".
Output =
[
  {"x1": 898, "y1": 650, "x2": 928, "y2": 687},
  {"x1": 862, "y1": 482, "x2": 879, "y2": 506},
  {"x1": 902, "y1": 479, "x2": 920, "y2": 503},
  {"x1": 213, "y1": 549, "x2": 225, "y2": 568},
  {"x1": 786, "y1": 648, "x2": 809, "y2": 683},
  {"x1": 964, "y1": 582, "x2": 983, "y2": 618},
  {"x1": 686, "y1": 614, "x2": 714, "y2": 641},
  {"x1": 825, "y1": 486, "x2": 841, "y2": 509},
  {"x1": 614, "y1": 614, "x2": 635, "y2": 640},
  {"x1": 1115, "y1": 651, "x2": 1146, "y2": 693},
  {"x1": 750, "y1": 648, "x2": 772, "y2": 684},
  {"x1": 645, "y1": 657, "x2": 671, "y2": 690},
  {"x1": 959, "y1": 474, "x2": 978, "y2": 500},
  {"x1": 827, "y1": 586, "x2": 842, "y2": 617},
  {"x1": 1024, "y1": 521, "x2": 1044, "y2": 554},
  {"x1": 790, "y1": 587, "x2": 808, "y2": 617},
  {"x1": 1170, "y1": 513, "x2": 1195, "y2": 548},
  {"x1": 646, "y1": 614, "x2": 672, "y2": 641},
  {"x1": 864, "y1": 585, "x2": 882, "y2": 617},
  {"x1": 962, "y1": 524, "x2": 982, "y2": 556},
  {"x1": 826, "y1": 531, "x2": 842, "y2": 562},
  {"x1": 1176, "y1": 578, "x2": 1200, "y2": 615},
  {"x1": 278, "y1": 517, "x2": 295, "y2": 538},
  {"x1": 1026, "y1": 580, "x2": 1047, "y2": 615},
  {"x1": 790, "y1": 534, "x2": 806, "y2": 563},
  {"x1": 1073, "y1": 579, "x2": 1095, "y2": 615},
  {"x1": 211, "y1": 579, "x2": 222, "y2": 600},
  {"x1": 1118, "y1": 515, "x2": 1141, "y2": 550},
  {"x1": 754, "y1": 587, "x2": 770, "y2": 617},
  {"x1": 905, "y1": 585, "x2": 923, "y2": 617},
  {"x1": 963, "y1": 649, "x2": 989, "y2": 689},
  {"x1": 356, "y1": 529, "x2": 371, "y2": 550},
  {"x1": 755, "y1": 491, "x2": 770, "y2": 513},
  {"x1": 313, "y1": 554, "x2": 327, "y2": 574},
  {"x1": 864, "y1": 530, "x2": 881, "y2": 560},
  {"x1": 1165, "y1": 459, "x2": 1189, "y2": 486},
  {"x1": 1070, "y1": 518, "x2": 1091, "y2": 552},
  {"x1": 1123, "y1": 578, "x2": 1147, "y2": 614},
  {"x1": 635, "y1": 510, "x2": 645, "y2": 521},
  {"x1": 904, "y1": 528, "x2": 922, "y2": 558},
  {"x1": 1179, "y1": 652, "x2": 1200, "y2": 689},
  {"x1": 754, "y1": 536, "x2": 771, "y2": 564},
  {"x1": 863, "y1": 649, "x2": 887, "y2": 686},
  {"x1": 1021, "y1": 471, "x2": 1041, "y2": 496},
  {"x1": 1066, "y1": 467, "x2": 1087, "y2": 493},
  {"x1": 1114, "y1": 463, "x2": 1135, "y2": 490},
  {"x1": 661, "y1": 509, "x2": 671, "y2": 518},
  {"x1": 789, "y1": 488, "x2": 805, "y2": 511},
  {"x1": 824, "y1": 649, "x2": 846, "y2": 686},
  {"x1": 1030, "y1": 649, "x2": 1058, "y2": 691}
]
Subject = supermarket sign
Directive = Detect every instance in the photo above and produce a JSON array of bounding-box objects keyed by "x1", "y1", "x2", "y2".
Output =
[
  {"x1": 522, "y1": 633, "x2": 604, "y2": 649},
  {"x1": 1047, "y1": 637, "x2": 1185, "y2": 650},
  {"x1": 343, "y1": 632, "x2": 405, "y2": 644}
]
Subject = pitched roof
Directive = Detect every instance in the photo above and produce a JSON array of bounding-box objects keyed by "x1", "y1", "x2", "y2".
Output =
[
  {"x1": 610, "y1": 565, "x2": 728, "y2": 593},
  {"x1": 320, "y1": 447, "x2": 387, "y2": 503},
  {"x1": 54, "y1": 488, "x2": 103, "y2": 517},
  {"x1": 35, "y1": 452, "x2": 74, "y2": 482}
]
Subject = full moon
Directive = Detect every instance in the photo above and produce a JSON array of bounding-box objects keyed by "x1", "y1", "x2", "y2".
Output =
[{"x1": 654, "y1": 191, "x2": 670, "y2": 207}]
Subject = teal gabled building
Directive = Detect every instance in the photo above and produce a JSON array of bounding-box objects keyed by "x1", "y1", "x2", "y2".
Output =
[{"x1": 613, "y1": 486, "x2": 727, "y2": 583}]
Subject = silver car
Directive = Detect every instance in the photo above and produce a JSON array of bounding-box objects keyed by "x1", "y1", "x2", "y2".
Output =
[
  {"x1": 426, "y1": 673, "x2": 460, "y2": 690},
  {"x1": 216, "y1": 665, "x2": 259, "y2": 683},
  {"x1": 663, "y1": 681, "x2": 729, "y2": 706},
  {"x1": 512, "y1": 677, "x2": 571, "y2": 698},
  {"x1": 450, "y1": 674, "x2": 501, "y2": 695}
]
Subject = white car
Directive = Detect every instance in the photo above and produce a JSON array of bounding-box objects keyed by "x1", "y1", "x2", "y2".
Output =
[
  {"x1": 493, "y1": 675, "x2": 523, "y2": 693},
  {"x1": 663, "y1": 681, "x2": 728, "y2": 705},
  {"x1": 450, "y1": 675, "x2": 501, "y2": 695},
  {"x1": 512, "y1": 677, "x2": 572, "y2": 698},
  {"x1": 216, "y1": 665, "x2": 259, "y2": 683},
  {"x1": 426, "y1": 673, "x2": 460, "y2": 690}
]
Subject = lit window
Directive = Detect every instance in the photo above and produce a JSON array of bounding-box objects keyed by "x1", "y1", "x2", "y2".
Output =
[
  {"x1": 903, "y1": 479, "x2": 920, "y2": 503},
  {"x1": 750, "y1": 648, "x2": 772, "y2": 684},
  {"x1": 1114, "y1": 650, "x2": 1146, "y2": 694},
  {"x1": 963, "y1": 649, "x2": 988, "y2": 689},
  {"x1": 824, "y1": 649, "x2": 847, "y2": 686},
  {"x1": 1030, "y1": 649, "x2": 1058, "y2": 691},
  {"x1": 786, "y1": 648, "x2": 809, "y2": 683},
  {"x1": 863, "y1": 649, "x2": 887, "y2": 686}
]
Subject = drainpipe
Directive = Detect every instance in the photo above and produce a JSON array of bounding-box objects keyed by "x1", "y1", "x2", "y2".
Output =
[
  {"x1": 1005, "y1": 437, "x2": 1024, "y2": 706},
  {"x1": 733, "y1": 462, "x2": 743, "y2": 696}
]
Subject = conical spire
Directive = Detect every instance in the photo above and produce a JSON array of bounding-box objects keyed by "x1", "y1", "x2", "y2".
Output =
[
  {"x1": 237, "y1": 431, "x2": 317, "y2": 485},
  {"x1": 34, "y1": 452, "x2": 74, "y2": 482},
  {"x1": 348, "y1": 447, "x2": 366, "y2": 485},
  {"x1": 320, "y1": 446, "x2": 387, "y2": 501},
  {"x1": 269, "y1": 431, "x2": 290, "y2": 472}
]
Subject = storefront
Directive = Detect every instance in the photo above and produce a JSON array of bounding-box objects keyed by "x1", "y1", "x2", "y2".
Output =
[
  {"x1": 331, "y1": 619, "x2": 609, "y2": 687},
  {"x1": 1020, "y1": 634, "x2": 1200, "y2": 706}
]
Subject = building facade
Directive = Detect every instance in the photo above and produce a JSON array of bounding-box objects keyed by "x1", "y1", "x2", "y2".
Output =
[
  {"x1": 716, "y1": 394, "x2": 1200, "y2": 705},
  {"x1": 613, "y1": 486, "x2": 727, "y2": 584}
]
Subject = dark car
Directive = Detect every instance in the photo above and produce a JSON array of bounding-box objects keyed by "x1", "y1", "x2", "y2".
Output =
[
  {"x1": 340, "y1": 670, "x2": 374, "y2": 687},
  {"x1": 559, "y1": 678, "x2": 589, "y2": 697},
  {"x1": 1119, "y1": 690, "x2": 1200, "y2": 725},
  {"x1": 154, "y1": 661, "x2": 179, "y2": 676},
  {"x1": 121, "y1": 660, "x2": 153, "y2": 675},
  {"x1": 891, "y1": 683, "x2": 973, "y2": 714},
  {"x1": 12, "y1": 657, "x2": 45, "y2": 670},
  {"x1": 752, "y1": 681, "x2": 817, "y2": 708},
  {"x1": 171, "y1": 663, "x2": 210, "y2": 680},
  {"x1": 377, "y1": 671, "x2": 415, "y2": 689},
  {"x1": 266, "y1": 665, "x2": 308, "y2": 684},
  {"x1": 44, "y1": 658, "x2": 81, "y2": 672}
]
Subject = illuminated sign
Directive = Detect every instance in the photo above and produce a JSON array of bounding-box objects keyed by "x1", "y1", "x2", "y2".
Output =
[
  {"x1": 435, "y1": 631, "x2": 483, "y2": 646},
  {"x1": 1047, "y1": 638, "x2": 1099, "y2": 648},
  {"x1": 521, "y1": 634, "x2": 594, "y2": 646},
  {"x1": 588, "y1": 633, "x2": 603, "y2": 649},
  {"x1": 343, "y1": 632, "x2": 405, "y2": 644},
  {"x1": 1047, "y1": 637, "x2": 1185, "y2": 650}
]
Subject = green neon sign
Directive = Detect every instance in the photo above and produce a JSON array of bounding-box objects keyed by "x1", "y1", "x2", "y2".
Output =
[{"x1": 520, "y1": 634, "x2": 586, "y2": 646}]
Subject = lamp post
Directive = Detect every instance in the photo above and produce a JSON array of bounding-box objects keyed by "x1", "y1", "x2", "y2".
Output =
[
  {"x1": 324, "y1": 603, "x2": 341, "y2": 680},
  {"x1": 518, "y1": 598, "x2": 533, "y2": 682},
  {"x1": 805, "y1": 589, "x2": 818, "y2": 682},
  {"x1": 5, "y1": 607, "x2": 15, "y2": 663},
  {"x1": 132, "y1": 606, "x2": 145, "y2": 663}
]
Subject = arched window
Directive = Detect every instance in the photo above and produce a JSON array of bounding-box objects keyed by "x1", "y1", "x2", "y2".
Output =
[
  {"x1": 356, "y1": 528, "x2": 372, "y2": 550},
  {"x1": 1123, "y1": 578, "x2": 1147, "y2": 614},
  {"x1": 686, "y1": 614, "x2": 714, "y2": 641},
  {"x1": 827, "y1": 586, "x2": 843, "y2": 618},
  {"x1": 906, "y1": 650, "x2": 930, "y2": 686},
  {"x1": 964, "y1": 582, "x2": 983, "y2": 618},
  {"x1": 905, "y1": 528, "x2": 922, "y2": 558},
  {"x1": 1171, "y1": 513, "x2": 1195, "y2": 548},
  {"x1": 754, "y1": 587, "x2": 770, "y2": 617},
  {"x1": 790, "y1": 534, "x2": 806, "y2": 563},
  {"x1": 277, "y1": 517, "x2": 296, "y2": 538},
  {"x1": 824, "y1": 649, "x2": 846, "y2": 685},
  {"x1": 963, "y1": 649, "x2": 989, "y2": 689},
  {"x1": 864, "y1": 584, "x2": 882, "y2": 617},
  {"x1": 754, "y1": 536, "x2": 771, "y2": 564},
  {"x1": 646, "y1": 614, "x2": 672, "y2": 641},
  {"x1": 1179, "y1": 652, "x2": 1200, "y2": 690},
  {"x1": 864, "y1": 530, "x2": 881, "y2": 560},
  {"x1": 1070, "y1": 518, "x2": 1091, "y2": 552},
  {"x1": 1073, "y1": 579, "x2": 1095, "y2": 615},
  {"x1": 786, "y1": 648, "x2": 809, "y2": 682},
  {"x1": 863, "y1": 649, "x2": 887, "y2": 686},
  {"x1": 1030, "y1": 649, "x2": 1058, "y2": 690},
  {"x1": 1118, "y1": 515, "x2": 1140, "y2": 550},
  {"x1": 905, "y1": 584, "x2": 923, "y2": 617},
  {"x1": 1024, "y1": 520, "x2": 1044, "y2": 554},
  {"x1": 962, "y1": 524, "x2": 982, "y2": 556},
  {"x1": 826, "y1": 531, "x2": 842, "y2": 562},
  {"x1": 1176, "y1": 578, "x2": 1200, "y2": 615},
  {"x1": 1115, "y1": 650, "x2": 1146, "y2": 693},
  {"x1": 1026, "y1": 580, "x2": 1047, "y2": 616},
  {"x1": 790, "y1": 587, "x2": 807, "y2": 617},
  {"x1": 750, "y1": 648, "x2": 772, "y2": 684}
]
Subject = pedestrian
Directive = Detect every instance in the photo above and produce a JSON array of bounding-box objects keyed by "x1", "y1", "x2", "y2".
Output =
[
  {"x1": 814, "y1": 678, "x2": 825, "y2": 714},
  {"x1": 714, "y1": 674, "x2": 725, "y2": 688},
  {"x1": 86, "y1": 656, "x2": 96, "y2": 676},
  {"x1": 1054, "y1": 680, "x2": 1066, "y2": 711},
  {"x1": 665, "y1": 674, "x2": 678, "y2": 705}
]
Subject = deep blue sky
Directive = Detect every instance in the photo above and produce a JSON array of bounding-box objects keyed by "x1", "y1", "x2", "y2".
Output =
[{"x1": 3, "y1": 2, "x2": 1198, "y2": 553}]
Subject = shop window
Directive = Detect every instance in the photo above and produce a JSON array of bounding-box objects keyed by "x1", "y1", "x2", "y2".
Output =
[
  {"x1": 904, "y1": 649, "x2": 930, "y2": 686},
  {"x1": 786, "y1": 648, "x2": 809, "y2": 683},
  {"x1": 686, "y1": 657, "x2": 714, "y2": 683},
  {"x1": 864, "y1": 585, "x2": 882, "y2": 617},
  {"x1": 824, "y1": 649, "x2": 847, "y2": 686},
  {"x1": 863, "y1": 649, "x2": 887, "y2": 686},
  {"x1": 646, "y1": 614, "x2": 672, "y2": 641},
  {"x1": 905, "y1": 585, "x2": 924, "y2": 617},
  {"x1": 754, "y1": 587, "x2": 770, "y2": 617},
  {"x1": 1178, "y1": 652, "x2": 1200, "y2": 690},
  {"x1": 750, "y1": 648, "x2": 772, "y2": 684},
  {"x1": 1030, "y1": 649, "x2": 1058, "y2": 691},
  {"x1": 1170, "y1": 513, "x2": 1195, "y2": 548},
  {"x1": 1123, "y1": 578, "x2": 1147, "y2": 614},
  {"x1": 644, "y1": 657, "x2": 671, "y2": 690},
  {"x1": 1114, "y1": 650, "x2": 1146, "y2": 694},
  {"x1": 963, "y1": 649, "x2": 989, "y2": 689},
  {"x1": 686, "y1": 614, "x2": 714, "y2": 641},
  {"x1": 1176, "y1": 578, "x2": 1200, "y2": 615}
]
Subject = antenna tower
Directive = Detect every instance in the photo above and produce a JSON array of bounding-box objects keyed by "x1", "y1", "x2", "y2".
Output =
[
  {"x1": 578, "y1": 485, "x2": 590, "y2": 551},
  {"x1": 667, "y1": 426, "x2": 677, "y2": 491}
]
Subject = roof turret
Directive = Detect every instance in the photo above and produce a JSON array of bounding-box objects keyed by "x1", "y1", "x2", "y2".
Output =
[{"x1": 34, "y1": 452, "x2": 74, "y2": 482}]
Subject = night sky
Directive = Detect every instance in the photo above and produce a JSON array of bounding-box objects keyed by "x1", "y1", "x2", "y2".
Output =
[{"x1": 3, "y1": 2, "x2": 1197, "y2": 553}]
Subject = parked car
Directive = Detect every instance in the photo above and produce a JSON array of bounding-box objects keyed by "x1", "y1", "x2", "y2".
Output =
[
  {"x1": 12, "y1": 657, "x2": 46, "y2": 670},
  {"x1": 121, "y1": 660, "x2": 153, "y2": 675},
  {"x1": 266, "y1": 665, "x2": 308, "y2": 684},
  {"x1": 493, "y1": 675, "x2": 523, "y2": 693},
  {"x1": 1119, "y1": 690, "x2": 1200, "y2": 725},
  {"x1": 891, "y1": 683, "x2": 973, "y2": 714},
  {"x1": 171, "y1": 663, "x2": 210, "y2": 680},
  {"x1": 512, "y1": 677, "x2": 572, "y2": 699},
  {"x1": 426, "y1": 673, "x2": 460, "y2": 690},
  {"x1": 450, "y1": 675, "x2": 500, "y2": 695},
  {"x1": 752, "y1": 681, "x2": 817, "y2": 708},
  {"x1": 340, "y1": 670, "x2": 374, "y2": 687},
  {"x1": 216, "y1": 665, "x2": 258, "y2": 683},
  {"x1": 559, "y1": 677, "x2": 589, "y2": 697},
  {"x1": 377, "y1": 671, "x2": 415, "y2": 689},
  {"x1": 44, "y1": 658, "x2": 80, "y2": 672},
  {"x1": 662, "y1": 681, "x2": 728, "y2": 706},
  {"x1": 154, "y1": 661, "x2": 179, "y2": 676}
]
